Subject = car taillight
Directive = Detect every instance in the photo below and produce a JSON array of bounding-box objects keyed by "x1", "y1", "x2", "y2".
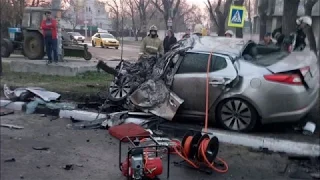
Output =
[
  {"x1": 264, "y1": 74, "x2": 302, "y2": 85},
  {"x1": 300, "y1": 66, "x2": 310, "y2": 76}
]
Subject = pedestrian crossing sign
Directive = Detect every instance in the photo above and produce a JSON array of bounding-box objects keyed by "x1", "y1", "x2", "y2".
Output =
[{"x1": 228, "y1": 5, "x2": 246, "y2": 28}]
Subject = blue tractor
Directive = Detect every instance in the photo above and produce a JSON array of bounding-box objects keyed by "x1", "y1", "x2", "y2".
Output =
[{"x1": 1, "y1": 7, "x2": 92, "y2": 60}]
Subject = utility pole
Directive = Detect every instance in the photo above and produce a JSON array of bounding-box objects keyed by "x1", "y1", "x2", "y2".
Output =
[
  {"x1": 84, "y1": 4, "x2": 88, "y2": 39},
  {"x1": 120, "y1": 0, "x2": 124, "y2": 61},
  {"x1": 52, "y1": 0, "x2": 63, "y2": 61}
]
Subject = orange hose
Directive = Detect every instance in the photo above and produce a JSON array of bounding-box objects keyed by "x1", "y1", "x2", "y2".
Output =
[
  {"x1": 204, "y1": 51, "x2": 213, "y2": 133},
  {"x1": 172, "y1": 136, "x2": 228, "y2": 173},
  {"x1": 199, "y1": 138, "x2": 229, "y2": 173}
]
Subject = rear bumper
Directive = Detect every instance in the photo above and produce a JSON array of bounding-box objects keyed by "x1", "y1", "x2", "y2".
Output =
[
  {"x1": 104, "y1": 43, "x2": 119, "y2": 47},
  {"x1": 261, "y1": 87, "x2": 319, "y2": 124}
]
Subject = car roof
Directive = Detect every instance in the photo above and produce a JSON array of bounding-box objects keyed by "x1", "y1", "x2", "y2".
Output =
[{"x1": 186, "y1": 36, "x2": 248, "y2": 56}]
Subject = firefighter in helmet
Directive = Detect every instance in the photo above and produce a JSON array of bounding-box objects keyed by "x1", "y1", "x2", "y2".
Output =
[
  {"x1": 272, "y1": 16, "x2": 311, "y2": 51},
  {"x1": 139, "y1": 25, "x2": 164, "y2": 58}
]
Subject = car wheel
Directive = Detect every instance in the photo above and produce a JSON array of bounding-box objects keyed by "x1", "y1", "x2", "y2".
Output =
[
  {"x1": 82, "y1": 40, "x2": 84, "y2": 43},
  {"x1": 216, "y1": 98, "x2": 258, "y2": 132},
  {"x1": 100, "y1": 42, "x2": 104, "y2": 48},
  {"x1": 92, "y1": 41, "x2": 95, "y2": 47},
  {"x1": 108, "y1": 75, "x2": 132, "y2": 102},
  {"x1": 23, "y1": 31, "x2": 44, "y2": 60},
  {"x1": 115, "y1": 47, "x2": 119, "y2": 49},
  {"x1": 1, "y1": 39, "x2": 12, "y2": 58}
]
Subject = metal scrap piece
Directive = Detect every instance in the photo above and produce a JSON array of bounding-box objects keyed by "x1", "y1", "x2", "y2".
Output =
[{"x1": 1, "y1": 124, "x2": 24, "y2": 129}]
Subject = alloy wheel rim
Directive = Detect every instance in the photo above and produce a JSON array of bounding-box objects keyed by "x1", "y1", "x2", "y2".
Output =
[
  {"x1": 109, "y1": 76, "x2": 131, "y2": 100},
  {"x1": 220, "y1": 100, "x2": 252, "y2": 131}
]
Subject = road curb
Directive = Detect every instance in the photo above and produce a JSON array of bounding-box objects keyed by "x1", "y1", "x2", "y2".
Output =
[{"x1": 204, "y1": 128, "x2": 320, "y2": 157}]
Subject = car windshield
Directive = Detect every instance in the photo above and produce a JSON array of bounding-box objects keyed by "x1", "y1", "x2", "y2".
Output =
[
  {"x1": 71, "y1": 32, "x2": 82, "y2": 36},
  {"x1": 101, "y1": 34, "x2": 114, "y2": 38}
]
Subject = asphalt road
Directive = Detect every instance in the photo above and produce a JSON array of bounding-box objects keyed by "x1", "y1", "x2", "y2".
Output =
[
  {"x1": 2, "y1": 112, "x2": 317, "y2": 180},
  {"x1": 86, "y1": 41, "x2": 140, "y2": 61}
]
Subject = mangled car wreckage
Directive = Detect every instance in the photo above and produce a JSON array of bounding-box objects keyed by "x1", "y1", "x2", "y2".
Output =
[{"x1": 97, "y1": 35, "x2": 319, "y2": 132}]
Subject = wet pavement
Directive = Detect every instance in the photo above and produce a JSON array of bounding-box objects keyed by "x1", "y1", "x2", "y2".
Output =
[{"x1": 1, "y1": 112, "x2": 318, "y2": 180}]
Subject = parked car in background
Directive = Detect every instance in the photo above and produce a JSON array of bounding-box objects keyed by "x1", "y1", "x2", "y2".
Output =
[
  {"x1": 67, "y1": 32, "x2": 85, "y2": 43},
  {"x1": 91, "y1": 33, "x2": 119, "y2": 49},
  {"x1": 108, "y1": 36, "x2": 319, "y2": 132}
]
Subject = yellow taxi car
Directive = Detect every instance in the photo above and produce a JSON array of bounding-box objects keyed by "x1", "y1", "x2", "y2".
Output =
[{"x1": 91, "y1": 33, "x2": 119, "y2": 49}]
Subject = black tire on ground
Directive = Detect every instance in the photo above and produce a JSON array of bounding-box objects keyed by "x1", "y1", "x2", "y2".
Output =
[
  {"x1": 100, "y1": 42, "x2": 104, "y2": 48},
  {"x1": 92, "y1": 41, "x2": 95, "y2": 47},
  {"x1": 115, "y1": 47, "x2": 119, "y2": 49},
  {"x1": 215, "y1": 98, "x2": 259, "y2": 132},
  {"x1": 82, "y1": 40, "x2": 84, "y2": 43},
  {"x1": 23, "y1": 31, "x2": 44, "y2": 60},
  {"x1": 84, "y1": 51, "x2": 92, "y2": 61},
  {"x1": 1, "y1": 39, "x2": 13, "y2": 58}
]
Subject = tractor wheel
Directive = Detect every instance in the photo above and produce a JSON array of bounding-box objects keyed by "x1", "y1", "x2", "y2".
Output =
[
  {"x1": 84, "y1": 51, "x2": 92, "y2": 61},
  {"x1": 1, "y1": 39, "x2": 13, "y2": 58},
  {"x1": 23, "y1": 31, "x2": 44, "y2": 60}
]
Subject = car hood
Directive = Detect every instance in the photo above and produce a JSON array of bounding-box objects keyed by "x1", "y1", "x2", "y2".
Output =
[
  {"x1": 266, "y1": 50, "x2": 317, "y2": 73},
  {"x1": 102, "y1": 38, "x2": 118, "y2": 42}
]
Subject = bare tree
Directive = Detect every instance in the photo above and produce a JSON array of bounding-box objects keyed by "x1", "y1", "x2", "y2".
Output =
[
  {"x1": 107, "y1": 0, "x2": 121, "y2": 38},
  {"x1": 125, "y1": 0, "x2": 139, "y2": 41},
  {"x1": 245, "y1": 0, "x2": 253, "y2": 35},
  {"x1": 134, "y1": 0, "x2": 152, "y2": 37},
  {"x1": 151, "y1": 0, "x2": 182, "y2": 30},
  {"x1": 62, "y1": 0, "x2": 82, "y2": 31},
  {"x1": 282, "y1": 0, "x2": 300, "y2": 36},
  {"x1": 206, "y1": 0, "x2": 233, "y2": 36},
  {"x1": 304, "y1": 0, "x2": 318, "y2": 55},
  {"x1": 257, "y1": 0, "x2": 269, "y2": 40},
  {"x1": 185, "y1": 5, "x2": 206, "y2": 28}
]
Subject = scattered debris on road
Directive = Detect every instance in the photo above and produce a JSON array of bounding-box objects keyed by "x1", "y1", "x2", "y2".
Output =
[
  {"x1": 32, "y1": 147, "x2": 50, "y2": 151},
  {"x1": 1, "y1": 124, "x2": 24, "y2": 130},
  {"x1": 0, "y1": 108, "x2": 14, "y2": 116},
  {"x1": 4, "y1": 158, "x2": 16, "y2": 162},
  {"x1": 62, "y1": 164, "x2": 74, "y2": 170}
]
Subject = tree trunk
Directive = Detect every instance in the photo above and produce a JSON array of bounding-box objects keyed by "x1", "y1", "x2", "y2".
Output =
[
  {"x1": 258, "y1": 0, "x2": 268, "y2": 41},
  {"x1": 282, "y1": 0, "x2": 299, "y2": 36},
  {"x1": 304, "y1": 0, "x2": 318, "y2": 55},
  {"x1": 234, "y1": 0, "x2": 245, "y2": 38}
]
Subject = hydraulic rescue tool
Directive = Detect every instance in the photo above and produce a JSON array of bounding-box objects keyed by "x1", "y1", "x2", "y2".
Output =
[{"x1": 119, "y1": 135, "x2": 170, "y2": 180}]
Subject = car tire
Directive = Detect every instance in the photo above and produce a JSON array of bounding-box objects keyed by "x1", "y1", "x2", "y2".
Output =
[
  {"x1": 82, "y1": 40, "x2": 84, "y2": 43},
  {"x1": 115, "y1": 47, "x2": 119, "y2": 49},
  {"x1": 100, "y1": 42, "x2": 104, "y2": 48},
  {"x1": 216, "y1": 98, "x2": 258, "y2": 132},
  {"x1": 92, "y1": 41, "x2": 95, "y2": 47}
]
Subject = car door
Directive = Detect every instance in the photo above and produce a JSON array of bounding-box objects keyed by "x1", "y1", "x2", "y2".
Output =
[
  {"x1": 171, "y1": 52, "x2": 237, "y2": 115},
  {"x1": 94, "y1": 34, "x2": 101, "y2": 45}
]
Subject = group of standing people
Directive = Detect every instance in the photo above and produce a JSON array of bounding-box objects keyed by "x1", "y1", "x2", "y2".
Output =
[{"x1": 139, "y1": 24, "x2": 207, "y2": 58}]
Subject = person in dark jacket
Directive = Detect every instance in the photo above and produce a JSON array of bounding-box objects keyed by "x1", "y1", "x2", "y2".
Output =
[{"x1": 163, "y1": 30, "x2": 177, "y2": 53}]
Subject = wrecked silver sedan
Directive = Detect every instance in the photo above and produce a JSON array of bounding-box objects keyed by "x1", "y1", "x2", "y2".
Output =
[{"x1": 98, "y1": 35, "x2": 319, "y2": 132}]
